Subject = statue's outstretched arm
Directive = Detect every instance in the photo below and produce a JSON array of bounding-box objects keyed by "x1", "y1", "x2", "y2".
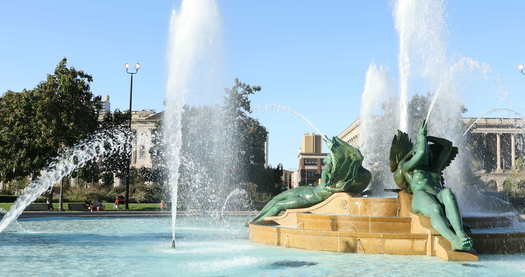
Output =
[{"x1": 401, "y1": 124, "x2": 427, "y2": 171}]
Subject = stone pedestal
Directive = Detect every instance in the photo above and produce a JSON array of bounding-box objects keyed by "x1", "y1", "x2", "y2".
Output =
[{"x1": 249, "y1": 192, "x2": 525, "y2": 261}]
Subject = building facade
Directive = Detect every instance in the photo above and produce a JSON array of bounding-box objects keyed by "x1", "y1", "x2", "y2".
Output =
[
  {"x1": 130, "y1": 110, "x2": 160, "y2": 169},
  {"x1": 292, "y1": 133, "x2": 327, "y2": 188}
]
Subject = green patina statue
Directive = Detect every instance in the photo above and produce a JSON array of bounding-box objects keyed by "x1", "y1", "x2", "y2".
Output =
[
  {"x1": 249, "y1": 136, "x2": 371, "y2": 224},
  {"x1": 390, "y1": 122, "x2": 473, "y2": 251}
]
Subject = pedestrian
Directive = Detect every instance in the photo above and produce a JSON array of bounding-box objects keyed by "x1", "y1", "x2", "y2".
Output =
[
  {"x1": 114, "y1": 197, "x2": 120, "y2": 209},
  {"x1": 46, "y1": 198, "x2": 53, "y2": 211}
]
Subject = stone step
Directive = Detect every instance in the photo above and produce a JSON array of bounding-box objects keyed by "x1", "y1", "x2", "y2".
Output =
[
  {"x1": 297, "y1": 213, "x2": 411, "y2": 233},
  {"x1": 249, "y1": 223, "x2": 429, "y2": 255},
  {"x1": 250, "y1": 223, "x2": 514, "y2": 261},
  {"x1": 432, "y1": 236, "x2": 479, "y2": 261},
  {"x1": 471, "y1": 231, "x2": 525, "y2": 254}
]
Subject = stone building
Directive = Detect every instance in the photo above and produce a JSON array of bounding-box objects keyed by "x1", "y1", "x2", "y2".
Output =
[
  {"x1": 130, "y1": 110, "x2": 159, "y2": 169},
  {"x1": 338, "y1": 120, "x2": 361, "y2": 148},
  {"x1": 464, "y1": 117, "x2": 525, "y2": 190},
  {"x1": 97, "y1": 95, "x2": 111, "y2": 121},
  {"x1": 108, "y1": 110, "x2": 160, "y2": 187}
]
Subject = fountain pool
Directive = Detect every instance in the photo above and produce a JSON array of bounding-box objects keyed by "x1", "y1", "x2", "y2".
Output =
[{"x1": 0, "y1": 216, "x2": 524, "y2": 277}]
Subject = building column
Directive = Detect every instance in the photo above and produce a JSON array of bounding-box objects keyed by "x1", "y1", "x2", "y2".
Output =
[
  {"x1": 511, "y1": 134, "x2": 516, "y2": 169},
  {"x1": 496, "y1": 133, "x2": 502, "y2": 172}
]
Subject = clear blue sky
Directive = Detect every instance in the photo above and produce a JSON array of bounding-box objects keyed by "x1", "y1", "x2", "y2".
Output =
[{"x1": 1, "y1": 1, "x2": 524, "y2": 169}]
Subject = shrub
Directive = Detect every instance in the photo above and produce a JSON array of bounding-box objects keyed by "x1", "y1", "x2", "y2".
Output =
[{"x1": 0, "y1": 195, "x2": 17, "y2": 202}]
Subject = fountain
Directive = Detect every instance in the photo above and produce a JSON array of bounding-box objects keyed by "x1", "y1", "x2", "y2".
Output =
[
  {"x1": 249, "y1": 0, "x2": 525, "y2": 263},
  {"x1": 249, "y1": 119, "x2": 525, "y2": 261},
  {"x1": 163, "y1": 0, "x2": 222, "y2": 248},
  {"x1": 1, "y1": 0, "x2": 525, "y2": 275}
]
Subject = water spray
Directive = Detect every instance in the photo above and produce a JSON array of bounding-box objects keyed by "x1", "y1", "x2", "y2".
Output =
[
  {"x1": 261, "y1": 104, "x2": 327, "y2": 138},
  {"x1": 0, "y1": 128, "x2": 131, "y2": 233}
]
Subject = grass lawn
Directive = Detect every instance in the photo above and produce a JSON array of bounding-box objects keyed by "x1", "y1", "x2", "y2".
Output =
[
  {"x1": 0, "y1": 203, "x2": 12, "y2": 210},
  {"x1": 0, "y1": 202, "x2": 162, "y2": 212}
]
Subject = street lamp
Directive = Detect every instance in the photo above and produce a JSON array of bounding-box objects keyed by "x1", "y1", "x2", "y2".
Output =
[
  {"x1": 124, "y1": 62, "x2": 140, "y2": 210},
  {"x1": 518, "y1": 64, "x2": 525, "y2": 75}
]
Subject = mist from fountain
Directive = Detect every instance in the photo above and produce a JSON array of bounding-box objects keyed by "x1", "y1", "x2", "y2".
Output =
[
  {"x1": 0, "y1": 128, "x2": 131, "y2": 233},
  {"x1": 355, "y1": 0, "x2": 517, "y2": 214},
  {"x1": 163, "y1": 0, "x2": 222, "y2": 247},
  {"x1": 358, "y1": 64, "x2": 398, "y2": 194},
  {"x1": 394, "y1": 0, "x2": 448, "y2": 134}
]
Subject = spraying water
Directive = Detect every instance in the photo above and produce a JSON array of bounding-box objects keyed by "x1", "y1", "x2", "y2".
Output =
[
  {"x1": 425, "y1": 57, "x2": 494, "y2": 127},
  {"x1": 389, "y1": 0, "x2": 516, "y2": 213},
  {"x1": 220, "y1": 188, "x2": 250, "y2": 221},
  {"x1": 358, "y1": 64, "x2": 398, "y2": 194},
  {"x1": 164, "y1": 0, "x2": 221, "y2": 248},
  {"x1": 0, "y1": 208, "x2": 26, "y2": 232},
  {"x1": 263, "y1": 104, "x2": 327, "y2": 138},
  {"x1": 0, "y1": 128, "x2": 131, "y2": 233},
  {"x1": 394, "y1": 0, "x2": 448, "y2": 133}
]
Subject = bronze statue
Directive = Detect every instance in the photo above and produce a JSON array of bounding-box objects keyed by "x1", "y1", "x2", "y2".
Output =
[
  {"x1": 390, "y1": 122, "x2": 473, "y2": 251},
  {"x1": 249, "y1": 136, "x2": 371, "y2": 224}
]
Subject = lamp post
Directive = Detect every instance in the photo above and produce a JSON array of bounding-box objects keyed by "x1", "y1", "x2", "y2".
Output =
[
  {"x1": 518, "y1": 64, "x2": 525, "y2": 75},
  {"x1": 124, "y1": 62, "x2": 141, "y2": 210}
]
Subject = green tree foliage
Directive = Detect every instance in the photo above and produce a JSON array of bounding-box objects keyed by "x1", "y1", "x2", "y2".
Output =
[
  {"x1": 223, "y1": 79, "x2": 266, "y2": 184},
  {"x1": 0, "y1": 58, "x2": 101, "y2": 182},
  {"x1": 98, "y1": 110, "x2": 131, "y2": 179},
  {"x1": 73, "y1": 109, "x2": 130, "y2": 186}
]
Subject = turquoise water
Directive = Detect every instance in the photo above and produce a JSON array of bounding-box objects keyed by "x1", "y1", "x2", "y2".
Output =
[{"x1": 0, "y1": 216, "x2": 524, "y2": 277}]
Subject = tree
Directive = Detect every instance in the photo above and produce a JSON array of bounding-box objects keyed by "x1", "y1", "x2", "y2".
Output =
[
  {"x1": 0, "y1": 58, "x2": 101, "y2": 183},
  {"x1": 222, "y1": 79, "x2": 268, "y2": 186},
  {"x1": 98, "y1": 110, "x2": 132, "y2": 181}
]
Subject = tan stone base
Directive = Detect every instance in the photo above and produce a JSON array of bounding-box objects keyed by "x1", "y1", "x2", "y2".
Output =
[{"x1": 249, "y1": 192, "x2": 525, "y2": 261}]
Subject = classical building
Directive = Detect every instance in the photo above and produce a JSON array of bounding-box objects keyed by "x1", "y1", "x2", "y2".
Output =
[
  {"x1": 338, "y1": 117, "x2": 525, "y2": 191},
  {"x1": 463, "y1": 117, "x2": 525, "y2": 190},
  {"x1": 292, "y1": 133, "x2": 328, "y2": 187},
  {"x1": 130, "y1": 110, "x2": 160, "y2": 169},
  {"x1": 338, "y1": 120, "x2": 361, "y2": 148}
]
